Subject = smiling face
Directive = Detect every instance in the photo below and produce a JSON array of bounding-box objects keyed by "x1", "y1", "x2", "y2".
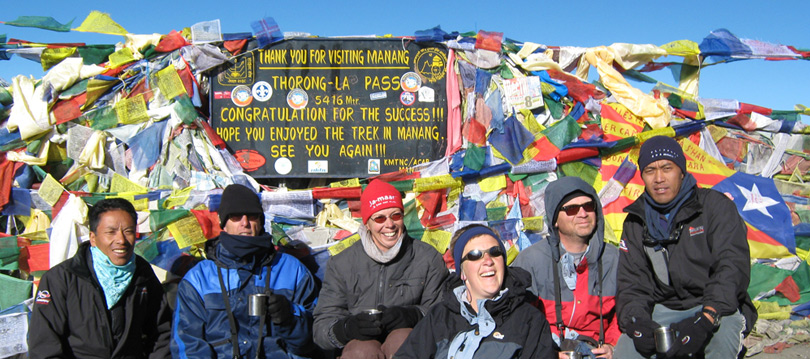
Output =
[
  {"x1": 555, "y1": 195, "x2": 597, "y2": 245},
  {"x1": 641, "y1": 159, "x2": 685, "y2": 204},
  {"x1": 89, "y1": 209, "x2": 137, "y2": 266},
  {"x1": 366, "y1": 207, "x2": 405, "y2": 252},
  {"x1": 460, "y1": 234, "x2": 505, "y2": 311}
]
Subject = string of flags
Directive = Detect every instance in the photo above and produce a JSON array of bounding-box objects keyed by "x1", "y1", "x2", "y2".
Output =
[{"x1": 1, "y1": 11, "x2": 810, "y2": 356}]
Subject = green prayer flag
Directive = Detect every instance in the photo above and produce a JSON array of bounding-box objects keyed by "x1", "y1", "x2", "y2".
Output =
[
  {"x1": 0, "y1": 236, "x2": 20, "y2": 270},
  {"x1": 3, "y1": 16, "x2": 73, "y2": 32},
  {"x1": 78, "y1": 44, "x2": 115, "y2": 65},
  {"x1": 0, "y1": 274, "x2": 32, "y2": 310},
  {"x1": 560, "y1": 161, "x2": 599, "y2": 186},
  {"x1": 748, "y1": 262, "x2": 791, "y2": 299},
  {"x1": 463, "y1": 145, "x2": 486, "y2": 171},
  {"x1": 541, "y1": 116, "x2": 581, "y2": 150},
  {"x1": 150, "y1": 209, "x2": 191, "y2": 232}
]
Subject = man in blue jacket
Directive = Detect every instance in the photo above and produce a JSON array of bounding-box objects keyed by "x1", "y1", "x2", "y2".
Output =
[{"x1": 171, "y1": 184, "x2": 319, "y2": 359}]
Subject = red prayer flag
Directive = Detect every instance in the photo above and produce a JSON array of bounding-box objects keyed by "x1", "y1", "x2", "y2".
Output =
[
  {"x1": 52, "y1": 93, "x2": 87, "y2": 125},
  {"x1": 224, "y1": 39, "x2": 248, "y2": 55},
  {"x1": 475, "y1": 30, "x2": 503, "y2": 53},
  {"x1": 155, "y1": 30, "x2": 189, "y2": 53},
  {"x1": 20, "y1": 243, "x2": 50, "y2": 273}
]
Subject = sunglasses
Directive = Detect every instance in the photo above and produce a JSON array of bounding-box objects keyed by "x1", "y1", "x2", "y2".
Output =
[
  {"x1": 560, "y1": 201, "x2": 596, "y2": 216},
  {"x1": 461, "y1": 246, "x2": 504, "y2": 263},
  {"x1": 228, "y1": 213, "x2": 260, "y2": 221},
  {"x1": 370, "y1": 212, "x2": 404, "y2": 224}
]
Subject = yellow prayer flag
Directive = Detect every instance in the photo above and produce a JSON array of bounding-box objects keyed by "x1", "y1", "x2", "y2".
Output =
[
  {"x1": 156, "y1": 64, "x2": 187, "y2": 99},
  {"x1": 39, "y1": 174, "x2": 66, "y2": 207},
  {"x1": 479, "y1": 175, "x2": 507, "y2": 193},
  {"x1": 660, "y1": 40, "x2": 700, "y2": 57},
  {"x1": 163, "y1": 187, "x2": 194, "y2": 209},
  {"x1": 505, "y1": 244, "x2": 519, "y2": 266},
  {"x1": 115, "y1": 94, "x2": 149, "y2": 125},
  {"x1": 330, "y1": 178, "x2": 360, "y2": 188},
  {"x1": 73, "y1": 11, "x2": 128, "y2": 35},
  {"x1": 112, "y1": 193, "x2": 149, "y2": 212},
  {"x1": 108, "y1": 47, "x2": 137, "y2": 68},
  {"x1": 168, "y1": 215, "x2": 206, "y2": 249},
  {"x1": 413, "y1": 174, "x2": 463, "y2": 193},
  {"x1": 522, "y1": 216, "x2": 544, "y2": 232},
  {"x1": 328, "y1": 234, "x2": 360, "y2": 256},
  {"x1": 421, "y1": 230, "x2": 452, "y2": 254},
  {"x1": 110, "y1": 172, "x2": 148, "y2": 194},
  {"x1": 41, "y1": 47, "x2": 77, "y2": 71},
  {"x1": 636, "y1": 127, "x2": 675, "y2": 144}
]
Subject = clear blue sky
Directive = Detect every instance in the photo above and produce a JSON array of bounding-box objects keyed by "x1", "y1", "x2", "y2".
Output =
[{"x1": 2, "y1": 0, "x2": 808, "y2": 113}]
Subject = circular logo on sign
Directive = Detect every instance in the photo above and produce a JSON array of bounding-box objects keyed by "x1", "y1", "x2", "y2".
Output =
[
  {"x1": 274, "y1": 157, "x2": 293, "y2": 175},
  {"x1": 252, "y1": 81, "x2": 273, "y2": 102},
  {"x1": 233, "y1": 149, "x2": 266, "y2": 172},
  {"x1": 231, "y1": 85, "x2": 253, "y2": 107},
  {"x1": 400, "y1": 91, "x2": 415, "y2": 106},
  {"x1": 287, "y1": 88, "x2": 308, "y2": 109},
  {"x1": 414, "y1": 48, "x2": 447, "y2": 83},
  {"x1": 400, "y1": 72, "x2": 422, "y2": 92}
]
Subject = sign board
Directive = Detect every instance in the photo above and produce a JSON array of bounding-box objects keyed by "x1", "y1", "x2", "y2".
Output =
[{"x1": 210, "y1": 39, "x2": 448, "y2": 178}]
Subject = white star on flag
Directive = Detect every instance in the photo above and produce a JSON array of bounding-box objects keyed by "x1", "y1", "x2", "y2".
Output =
[{"x1": 735, "y1": 183, "x2": 780, "y2": 218}]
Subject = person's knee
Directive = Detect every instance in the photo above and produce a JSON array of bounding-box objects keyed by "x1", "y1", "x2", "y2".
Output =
[
  {"x1": 381, "y1": 328, "x2": 412, "y2": 358},
  {"x1": 341, "y1": 339, "x2": 385, "y2": 359}
]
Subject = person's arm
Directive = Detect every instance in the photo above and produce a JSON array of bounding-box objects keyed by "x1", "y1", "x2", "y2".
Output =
[
  {"x1": 170, "y1": 276, "x2": 214, "y2": 359},
  {"x1": 393, "y1": 307, "x2": 440, "y2": 359},
  {"x1": 522, "y1": 307, "x2": 557, "y2": 359},
  {"x1": 28, "y1": 271, "x2": 69, "y2": 359},
  {"x1": 615, "y1": 218, "x2": 656, "y2": 329},
  {"x1": 313, "y1": 255, "x2": 350, "y2": 350},
  {"x1": 271, "y1": 258, "x2": 319, "y2": 356},
  {"x1": 702, "y1": 191, "x2": 750, "y2": 316},
  {"x1": 418, "y1": 248, "x2": 449, "y2": 313},
  {"x1": 146, "y1": 286, "x2": 173, "y2": 359}
]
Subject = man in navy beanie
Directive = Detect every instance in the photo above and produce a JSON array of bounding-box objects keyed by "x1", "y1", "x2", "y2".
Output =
[
  {"x1": 614, "y1": 136, "x2": 757, "y2": 358},
  {"x1": 172, "y1": 184, "x2": 321, "y2": 358}
]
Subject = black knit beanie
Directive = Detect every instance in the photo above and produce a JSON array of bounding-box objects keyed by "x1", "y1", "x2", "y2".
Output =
[
  {"x1": 217, "y1": 184, "x2": 264, "y2": 229},
  {"x1": 637, "y1": 136, "x2": 687, "y2": 174}
]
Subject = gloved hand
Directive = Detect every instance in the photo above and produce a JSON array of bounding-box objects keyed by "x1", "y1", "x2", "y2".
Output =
[
  {"x1": 624, "y1": 317, "x2": 660, "y2": 356},
  {"x1": 378, "y1": 305, "x2": 423, "y2": 331},
  {"x1": 332, "y1": 312, "x2": 383, "y2": 344},
  {"x1": 667, "y1": 313, "x2": 714, "y2": 357},
  {"x1": 266, "y1": 293, "x2": 294, "y2": 326}
]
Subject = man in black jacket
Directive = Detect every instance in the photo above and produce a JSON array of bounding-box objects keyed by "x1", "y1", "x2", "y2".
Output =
[
  {"x1": 29, "y1": 198, "x2": 171, "y2": 359},
  {"x1": 614, "y1": 136, "x2": 756, "y2": 358}
]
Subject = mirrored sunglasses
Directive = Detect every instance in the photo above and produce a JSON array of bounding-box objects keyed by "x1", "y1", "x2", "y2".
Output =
[
  {"x1": 370, "y1": 212, "x2": 404, "y2": 224},
  {"x1": 462, "y1": 246, "x2": 504, "y2": 263},
  {"x1": 560, "y1": 201, "x2": 596, "y2": 216}
]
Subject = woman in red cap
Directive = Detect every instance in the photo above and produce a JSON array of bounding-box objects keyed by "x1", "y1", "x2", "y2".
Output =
[{"x1": 313, "y1": 179, "x2": 448, "y2": 359}]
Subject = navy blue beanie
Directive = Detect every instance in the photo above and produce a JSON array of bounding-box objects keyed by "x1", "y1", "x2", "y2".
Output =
[{"x1": 638, "y1": 136, "x2": 687, "y2": 174}]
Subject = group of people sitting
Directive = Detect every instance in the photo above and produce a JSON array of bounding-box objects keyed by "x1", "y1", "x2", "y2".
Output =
[{"x1": 28, "y1": 136, "x2": 757, "y2": 359}]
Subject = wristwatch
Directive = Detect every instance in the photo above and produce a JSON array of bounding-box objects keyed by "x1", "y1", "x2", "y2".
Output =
[{"x1": 702, "y1": 307, "x2": 721, "y2": 329}]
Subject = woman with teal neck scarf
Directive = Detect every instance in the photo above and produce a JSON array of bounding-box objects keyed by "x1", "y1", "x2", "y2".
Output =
[{"x1": 29, "y1": 198, "x2": 171, "y2": 359}]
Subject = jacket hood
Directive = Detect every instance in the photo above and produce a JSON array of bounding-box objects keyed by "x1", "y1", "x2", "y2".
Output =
[{"x1": 543, "y1": 176, "x2": 605, "y2": 263}]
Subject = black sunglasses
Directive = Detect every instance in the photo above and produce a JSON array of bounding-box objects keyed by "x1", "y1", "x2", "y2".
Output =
[
  {"x1": 370, "y1": 212, "x2": 404, "y2": 224},
  {"x1": 560, "y1": 201, "x2": 596, "y2": 216},
  {"x1": 461, "y1": 246, "x2": 504, "y2": 263},
  {"x1": 228, "y1": 213, "x2": 260, "y2": 221}
]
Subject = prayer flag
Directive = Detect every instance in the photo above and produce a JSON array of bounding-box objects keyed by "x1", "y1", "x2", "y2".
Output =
[
  {"x1": 3, "y1": 16, "x2": 73, "y2": 32},
  {"x1": 251, "y1": 17, "x2": 282, "y2": 48},
  {"x1": 73, "y1": 11, "x2": 128, "y2": 35}
]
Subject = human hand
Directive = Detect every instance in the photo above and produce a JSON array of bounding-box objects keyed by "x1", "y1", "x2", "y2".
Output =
[
  {"x1": 333, "y1": 312, "x2": 384, "y2": 344},
  {"x1": 591, "y1": 343, "x2": 614, "y2": 359},
  {"x1": 378, "y1": 305, "x2": 422, "y2": 331},
  {"x1": 266, "y1": 294, "x2": 293, "y2": 326},
  {"x1": 667, "y1": 313, "x2": 714, "y2": 357},
  {"x1": 625, "y1": 317, "x2": 660, "y2": 356}
]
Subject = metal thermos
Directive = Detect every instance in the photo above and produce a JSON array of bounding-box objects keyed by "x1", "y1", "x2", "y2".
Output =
[
  {"x1": 560, "y1": 351, "x2": 582, "y2": 359},
  {"x1": 363, "y1": 308, "x2": 383, "y2": 321},
  {"x1": 248, "y1": 293, "x2": 268, "y2": 316},
  {"x1": 655, "y1": 326, "x2": 675, "y2": 353}
]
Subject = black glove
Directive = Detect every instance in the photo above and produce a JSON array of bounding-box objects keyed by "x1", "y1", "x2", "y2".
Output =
[
  {"x1": 378, "y1": 305, "x2": 423, "y2": 331},
  {"x1": 266, "y1": 293, "x2": 294, "y2": 326},
  {"x1": 624, "y1": 317, "x2": 660, "y2": 356},
  {"x1": 667, "y1": 313, "x2": 714, "y2": 357},
  {"x1": 332, "y1": 312, "x2": 383, "y2": 344}
]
